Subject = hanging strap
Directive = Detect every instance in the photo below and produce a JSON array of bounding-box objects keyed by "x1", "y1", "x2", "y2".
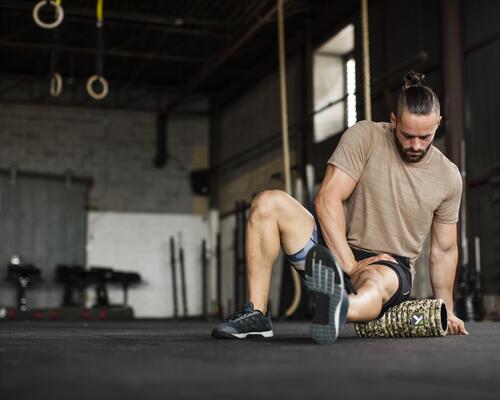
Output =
[
  {"x1": 96, "y1": 0, "x2": 104, "y2": 76},
  {"x1": 87, "y1": 0, "x2": 109, "y2": 100},
  {"x1": 49, "y1": 28, "x2": 63, "y2": 96},
  {"x1": 361, "y1": 0, "x2": 372, "y2": 121},
  {"x1": 277, "y1": 0, "x2": 302, "y2": 319}
]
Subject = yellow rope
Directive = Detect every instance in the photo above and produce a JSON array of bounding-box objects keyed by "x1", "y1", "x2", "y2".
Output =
[
  {"x1": 361, "y1": 0, "x2": 372, "y2": 121},
  {"x1": 277, "y1": 0, "x2": 291, "y2": 195},
  {"x1": 277, "y1": 0, "x2": 302, "y2": 318},
  {"x1": 97, "y1": 0, "x2": 104, "y2": 23},
  {"x1": 55, "y1": 0, "x2": 62, "y2": 5}
]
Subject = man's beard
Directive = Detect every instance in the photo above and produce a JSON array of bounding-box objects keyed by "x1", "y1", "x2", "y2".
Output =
[{"x1": 394, "y1": 130, "x2": 433, "y2": 163}]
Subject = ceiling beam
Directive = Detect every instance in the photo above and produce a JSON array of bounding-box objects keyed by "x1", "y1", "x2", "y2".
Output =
[
  {"x1": 0, "y1": 40, "x2": 208, "y2": 64},
  {"x1": 163, "y1": 1, "x2": 286, "y2": 114}
]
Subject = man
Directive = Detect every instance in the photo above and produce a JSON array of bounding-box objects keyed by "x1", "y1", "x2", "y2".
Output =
[{"x1": 212, "y1": 71, "x2": 469, "y2": 344}]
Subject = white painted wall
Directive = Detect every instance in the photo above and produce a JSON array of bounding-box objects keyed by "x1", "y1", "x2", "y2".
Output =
[{"x1": 87, "y1": 212, "x2": 208, "y2": 318}]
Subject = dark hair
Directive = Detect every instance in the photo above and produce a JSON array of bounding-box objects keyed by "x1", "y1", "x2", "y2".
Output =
[{"x1": 396, "y1": 71, "x2": 440, "y2": 118}]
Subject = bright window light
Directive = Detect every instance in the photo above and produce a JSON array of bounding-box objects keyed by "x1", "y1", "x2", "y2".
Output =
[
  {"x1": 346, "y1": 58, "x2": 357, "y2": 127},
  {"x1": 313, "y1": 24, "x2": 356, "y2": 142}
]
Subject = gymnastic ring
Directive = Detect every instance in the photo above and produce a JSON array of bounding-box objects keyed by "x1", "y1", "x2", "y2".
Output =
[
  {"x1": 50, "y1": 72, "x2": 63, "y2": 97},
  {"x1": 86, "y1": 75, "x2": 109, "y2": 100},
  {"x1": 33, "y1": 1, "x2": 64, "y2": 30}
]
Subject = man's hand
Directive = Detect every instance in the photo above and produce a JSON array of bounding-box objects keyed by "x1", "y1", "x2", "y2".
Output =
[
  {"x1": 349, "y1": 253, "x2": 397, "y2": 275},
  {"x1": 447, "y1": 313, "x2": 469, "y2": 335}
]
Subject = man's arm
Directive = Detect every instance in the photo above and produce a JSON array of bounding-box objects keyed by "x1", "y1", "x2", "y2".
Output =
[
  {"x1": 314, "y1": 165, "x2": 358, "y2": 275},
  {"x1": 429, "y1": 220, "x2": 468, "y2": 335},
  {"x1": 314, "y1": 165, "x2": 396, "y2": 276}
]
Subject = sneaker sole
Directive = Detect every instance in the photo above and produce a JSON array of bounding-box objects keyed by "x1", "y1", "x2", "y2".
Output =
[
  {"x1": 304, "y1": 245, "x2": 345, "y2": 344},
  {"x1": 211, "y1": 329, "x2": 273, "y2": 339}
]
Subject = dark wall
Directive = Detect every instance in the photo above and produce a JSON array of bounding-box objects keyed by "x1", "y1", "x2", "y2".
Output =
[
  {"x1": 213, "y1": 56, "x2": 302, "y2": 181},
  {"x1": 462, "y1": 0, "x2": 500, "y2": 294}
]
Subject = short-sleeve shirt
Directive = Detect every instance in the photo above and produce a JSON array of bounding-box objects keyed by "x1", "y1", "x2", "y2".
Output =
[{"x1": 327, "y1": 120, "x2": 462, "y2": 269}]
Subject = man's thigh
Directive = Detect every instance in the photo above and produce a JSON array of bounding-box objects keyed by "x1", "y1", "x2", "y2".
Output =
[
  {"x1": 351, "y1": 261, "x2": 412, "y2": 316},
  {"x1": 269, "y1": 191, "x2": 315, "y2": 255},
  {"x1": 351, "y1": 264, "x2": 400, "y2": 305}
]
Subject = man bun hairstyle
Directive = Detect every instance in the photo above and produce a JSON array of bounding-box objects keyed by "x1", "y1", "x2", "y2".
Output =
[{"x1": 396, "y1": 71, "x2": 440, "y2": 118}]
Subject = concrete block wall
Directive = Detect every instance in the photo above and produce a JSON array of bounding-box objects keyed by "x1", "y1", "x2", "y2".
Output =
[
  {"x1": 214, "y1": 56, "x2": 301, "y2": 186},
  {"x1": 0, "y1": 102, "x2": 209, "y2": 214}
]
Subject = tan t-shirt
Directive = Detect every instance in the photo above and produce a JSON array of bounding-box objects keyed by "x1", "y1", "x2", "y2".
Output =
[{"x1": 328, "y1": 120, "x2": 462, "y2": 269}]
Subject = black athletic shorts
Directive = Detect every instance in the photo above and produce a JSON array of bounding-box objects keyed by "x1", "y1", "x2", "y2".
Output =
[{"x1": 314, "y1": 224, "x2": 413, "y2": 318}]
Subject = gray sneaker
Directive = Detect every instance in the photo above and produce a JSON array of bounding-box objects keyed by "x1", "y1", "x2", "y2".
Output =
[
  {"x1": 211, "y1": 302, "x2": 273, "y2": 339},
  {"x1": 304, "y1": 245, "x2": 349, "y2": 344}
]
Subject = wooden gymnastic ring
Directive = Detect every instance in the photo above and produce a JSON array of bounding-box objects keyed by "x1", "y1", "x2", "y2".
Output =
[
  {"x1": 50, "y1": 72, "x2": 63, "y2": 97},
  {"x1": 33, "y1": 1, "x2": 64, "y2": 30},
  {"x1": 86, "y1": 75, "x2": 109, "y2": 100}
]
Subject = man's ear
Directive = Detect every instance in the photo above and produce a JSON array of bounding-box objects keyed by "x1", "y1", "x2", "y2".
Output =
[{"x1": 390, "y1": 112, "x2": 397, "y2": 129}]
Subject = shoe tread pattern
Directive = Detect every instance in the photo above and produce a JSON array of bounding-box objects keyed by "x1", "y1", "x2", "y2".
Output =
[{"x1": 305, "y1": 246, "x2": 344, "y2": 344}]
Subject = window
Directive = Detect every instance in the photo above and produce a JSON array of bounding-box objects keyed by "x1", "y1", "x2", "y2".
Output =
[{"x1": 313, "y1": 24, "x2": 357, "y2": 143}]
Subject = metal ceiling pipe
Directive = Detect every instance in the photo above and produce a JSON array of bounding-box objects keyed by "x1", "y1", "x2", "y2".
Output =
[
  {"x1": 163, "y1": 1, "x2": 286, "y2": 114},
  {"x1": 0, "y1": 1, "x2": 233, "y2": 30},
  {"x1": 2, "y1": 9, "x2": 232, "y2": 40}
]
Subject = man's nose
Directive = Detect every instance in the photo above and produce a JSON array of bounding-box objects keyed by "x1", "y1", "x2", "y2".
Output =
[{"x1": 411, "y1": 138, "x2": 423, "y2": 151}]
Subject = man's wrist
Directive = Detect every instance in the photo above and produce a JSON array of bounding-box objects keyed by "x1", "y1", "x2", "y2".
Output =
[
  {"x1": 433, "y1": 291, "x2": 454, "y2": 315},
  {"x1": 343, "y1": 258, "x2": 357, "y2": 275}
]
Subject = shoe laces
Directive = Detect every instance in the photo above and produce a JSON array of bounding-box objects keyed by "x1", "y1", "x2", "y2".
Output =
[{"x1": 227, "y1": 302, "x2": 254, "y2": 321}]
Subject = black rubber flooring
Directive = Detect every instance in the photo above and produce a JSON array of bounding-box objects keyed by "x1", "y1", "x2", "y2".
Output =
[{"x1": 1, "y1": 321, "x2": 499, "y2": 400}]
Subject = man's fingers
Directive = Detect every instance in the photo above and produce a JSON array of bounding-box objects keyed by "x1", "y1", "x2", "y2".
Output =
[
  {"x1": 458, "y1": 321, "x2": 469, "y2": 335},
  {"x1": 353, "y1": 254, "x2": 398, "y2": 273},
  {"x1": 453, "y1": 319, "x2": 469, "y2": 335},
  {"x1": 447, "y1": 319, "x2": 469, "y2": 335},
  {"x1": 448, "y1": 320, "x2": 458, "y2": 335},
  {"x1": 370, "y1": 254, "x2": 397, "y2": 264}
]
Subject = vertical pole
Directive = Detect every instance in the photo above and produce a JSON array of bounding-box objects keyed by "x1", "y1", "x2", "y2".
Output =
[
  {"x1": 441, "y1": 0, "x2": 466, "y2": 307},
  {"x1": 361, "y1": 0, "x2": 372, "y2": 121},
  {"x1": 170, "y1": 237, "x2": 178, "y2": 319},
  {"x1": 442, "y1": 0, "x2": 464, "y2": 167},
  {"x1": 216, "y1": 232, "x2": 223, "y2": 319},
  {"x1": 234, "y1": 202, "x2": 241, "y2": 309},
  {"x1": 302, "y1": 19, "x2": 315, "y2": 209},
  {"x1": 179, "y1": 233, "x2": 188, "y2": 318},
  {"x1": 202, "y1": 238, "x2": 207, "y2": 319}
]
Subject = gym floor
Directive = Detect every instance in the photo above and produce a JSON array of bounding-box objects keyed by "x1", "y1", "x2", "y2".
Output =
[{"x1": 1, "y1": 321, "x2": 499, "y2": 399}]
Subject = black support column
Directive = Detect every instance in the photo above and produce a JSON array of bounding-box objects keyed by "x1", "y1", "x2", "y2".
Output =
[{"x1": 441, "y1": 0, "x2": 464, "y2": 167}]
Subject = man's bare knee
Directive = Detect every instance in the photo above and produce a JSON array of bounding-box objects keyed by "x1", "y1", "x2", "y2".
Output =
[
  {"x1": 352, "y1": 268, "x2": 384, "y2": 293},
  {"x1": 249, "y1": 190, "x2": 287, "y2": 221},
  {"x1": 248, "y1": 189, "x2": 314, "y2": 255},
  {"x1": 352, "y1": 267, "x2": 397, "y2": 304}
]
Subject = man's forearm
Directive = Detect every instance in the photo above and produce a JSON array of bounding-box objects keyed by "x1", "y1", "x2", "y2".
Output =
[
  {"x1": 429, "y1": 246, "x2": 458, "y2": 314},
  {"x1": 315, "y1": 195, "x2": 356, "y2": 275}
]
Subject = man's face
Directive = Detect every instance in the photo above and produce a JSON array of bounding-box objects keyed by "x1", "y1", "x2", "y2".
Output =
[{"x1": 390, "y1": 110, "x2": 441, "y2": 163}]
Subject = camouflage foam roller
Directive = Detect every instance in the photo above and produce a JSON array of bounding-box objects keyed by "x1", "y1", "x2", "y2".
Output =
[{"x1": 355, "y1": 299, "x2": 448, "y2": 338}]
